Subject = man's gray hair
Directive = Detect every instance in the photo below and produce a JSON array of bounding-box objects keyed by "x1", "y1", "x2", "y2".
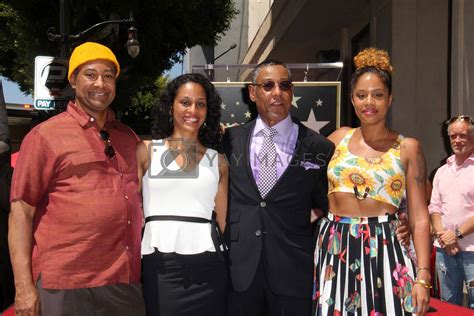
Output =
[
  {"x1": 252, "y1": 59, "x2": 292, "y2": 84},
  {"x1": 446, "y1": 116, "x2": 474, "y2": 136}
]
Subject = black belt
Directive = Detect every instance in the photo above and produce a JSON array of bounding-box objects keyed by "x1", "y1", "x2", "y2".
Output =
[{"x1": 145, "y1": 212, "x2": 227, "y2": 261}]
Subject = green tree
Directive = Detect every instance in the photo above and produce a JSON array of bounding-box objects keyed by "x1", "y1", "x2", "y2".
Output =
[
  {"x1": 123, "y1": 75, "x2": 169, "y2": 135},
  {"x1": 0, "y1": 0, "x2": 237, "y2": 111}
]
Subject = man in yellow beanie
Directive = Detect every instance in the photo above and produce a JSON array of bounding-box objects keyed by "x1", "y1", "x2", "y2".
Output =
[{"x1": 9, "y1": 42, "x2": 145, "y2": 316}]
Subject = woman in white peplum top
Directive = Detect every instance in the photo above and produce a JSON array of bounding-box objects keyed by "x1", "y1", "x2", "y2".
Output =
[{"x1": 137, "y1": 73, "x2": 228, "y2": 316}]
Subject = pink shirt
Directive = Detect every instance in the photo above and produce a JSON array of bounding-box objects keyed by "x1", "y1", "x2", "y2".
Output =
[{"x1": 429, "y1": 153, "x2": 474, "y2": 251}]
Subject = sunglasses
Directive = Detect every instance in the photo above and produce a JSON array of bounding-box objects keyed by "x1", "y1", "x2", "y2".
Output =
[
  {"x1": 446, "y1": 115, "x2": 473, "y2": 125},
  {"x1": 99, "y1": 130, "x2": 116, "y2": 159},
  {"x1": 253, "y1": 80, "x2": 293, "y2": 92}
]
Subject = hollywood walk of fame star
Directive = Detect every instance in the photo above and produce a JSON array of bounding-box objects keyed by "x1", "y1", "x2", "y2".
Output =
[
  {"x1": 292, "y1": 94, "x2": 301, "y2": 108},
  {"x1": 302, "y1": 108, "x2": 330, "y2": 133}
]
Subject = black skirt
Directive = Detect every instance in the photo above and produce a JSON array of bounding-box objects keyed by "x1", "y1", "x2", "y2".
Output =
[{"x1": 142, "y1": 250, "x2": 228, "y2": 316}]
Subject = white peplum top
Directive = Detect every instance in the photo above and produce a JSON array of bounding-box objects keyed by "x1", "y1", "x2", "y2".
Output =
[{"x1": 141, "y1": 140, "x2": 219, "y2": 255}]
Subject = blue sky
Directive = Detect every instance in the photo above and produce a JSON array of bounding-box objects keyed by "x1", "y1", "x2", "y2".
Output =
[
  {"x1": 1, "y1": 60, "x2": 183, "y2": 104},
  {"x1": 1, "y1": 76, "x2": 34, "y2": 104}
]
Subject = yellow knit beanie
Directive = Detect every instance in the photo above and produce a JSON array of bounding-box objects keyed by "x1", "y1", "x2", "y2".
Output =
[{"x1": 68, "y1": 42, "x2": 120, "y2": 81}]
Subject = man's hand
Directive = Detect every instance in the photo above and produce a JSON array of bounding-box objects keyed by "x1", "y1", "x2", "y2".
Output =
[
  {"x1": 444, "y1": 243, "x2": 460, "y2": 256},
  {"x1": 437, "y1": 230, "x2": 457, "y2": 247},
  {"x1": 396, "y1": 212, "x2": 411, "y2": 247},
  {"x1": 14, "y1": 281, "x2": 40, "y2": 316},
  {"x1": 311, "y1": 208, "x2": 323, "y2": 223}
]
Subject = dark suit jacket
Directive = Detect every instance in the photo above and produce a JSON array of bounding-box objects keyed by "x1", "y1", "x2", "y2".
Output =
[{"x1": 223, "y1": 117, "x2": 334, "y2": 298}]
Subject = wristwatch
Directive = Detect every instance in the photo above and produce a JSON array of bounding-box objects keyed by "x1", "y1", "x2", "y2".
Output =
[{"x1": 455, "y1": 228, "x2": 464, "y2": 239}]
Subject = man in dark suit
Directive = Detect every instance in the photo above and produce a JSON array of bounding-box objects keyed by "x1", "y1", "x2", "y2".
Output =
[{"x1": 224, "y1": 60, "x2": 335, "y2": 316}]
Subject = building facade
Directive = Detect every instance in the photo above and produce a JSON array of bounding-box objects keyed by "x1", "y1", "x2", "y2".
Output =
[{"x1": 188, "y1": 0, "x2": 474, "y2": 175}]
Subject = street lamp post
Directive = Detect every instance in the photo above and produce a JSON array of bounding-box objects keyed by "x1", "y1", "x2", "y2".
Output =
[
  {"x1": 47, "y1": 0, "x2": 140, "y2": 58},
  {"x1": 59, "y1": 0, "x2": 69, "y2": 58},
  {"x1": 41, "y1": 1, "x2": 140, "y2": 115}
]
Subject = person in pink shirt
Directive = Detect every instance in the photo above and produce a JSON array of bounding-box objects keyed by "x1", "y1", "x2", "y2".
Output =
[{"x1": 429, "y1": 115, "x2": 474, "y2": 308}]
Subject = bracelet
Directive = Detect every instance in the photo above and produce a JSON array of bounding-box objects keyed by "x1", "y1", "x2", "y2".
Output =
[
  {"x1": 416, "y1": 267, "x2": 430, "y2": 274},
  {"x1": 414, "y1": 278, "x2": 432, "y2": 289}
]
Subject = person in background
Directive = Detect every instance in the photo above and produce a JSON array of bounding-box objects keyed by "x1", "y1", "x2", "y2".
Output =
[
  {"x1": 0, "y1": 141, "x2": 14, "y2": 311},
  {"x1": 138, "y1": 73, "x2": 228, "y2": 316},
  {"x1": 313, "y1": 48, "x2": 432, "y2": 315},
  {"x1": 8, "y1": 42, "x2": 145, "y2": 316},
  {"x1": 429, "y1": 115, "x2": 474, "y2": 308}
]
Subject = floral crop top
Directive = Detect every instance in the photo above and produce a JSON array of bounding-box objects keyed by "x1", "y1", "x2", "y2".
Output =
[{"x1": 327, "y1": 128, "x2": 406, "y2": 208}]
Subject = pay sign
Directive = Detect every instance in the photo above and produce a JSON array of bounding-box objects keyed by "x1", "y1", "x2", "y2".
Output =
[{"x1": 34, "y1": 56, "x2": 74, "y2": 110}]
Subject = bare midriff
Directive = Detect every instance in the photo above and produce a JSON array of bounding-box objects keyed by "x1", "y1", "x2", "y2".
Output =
[{"x1": 328, "y1": 192, "x2": 398, "y2": 217}]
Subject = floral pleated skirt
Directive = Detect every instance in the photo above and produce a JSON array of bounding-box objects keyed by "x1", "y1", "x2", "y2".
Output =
[{"x1": 313, "y1": 212, "x2": 416, "y2": 315}]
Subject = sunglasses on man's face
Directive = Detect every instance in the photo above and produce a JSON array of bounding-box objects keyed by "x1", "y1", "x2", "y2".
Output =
[
  {"x1": 446, "y1": 115, "x2": 473, "y2": 125},
  {"x1": 99, "y1": 130, "x2": 116, "y2": 159},
  {"x1": 253, "y1": 80, "x2": 293, "y2": 92}
]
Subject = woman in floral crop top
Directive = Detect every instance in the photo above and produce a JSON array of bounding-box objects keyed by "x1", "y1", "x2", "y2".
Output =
[{"x1": 313, "y1": 48, "x2": 432, "y2": 315}]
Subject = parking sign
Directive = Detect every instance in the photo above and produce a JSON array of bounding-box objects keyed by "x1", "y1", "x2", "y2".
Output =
[{"x1": 34, "y1": 56, "x2": 74, "y2": 110}]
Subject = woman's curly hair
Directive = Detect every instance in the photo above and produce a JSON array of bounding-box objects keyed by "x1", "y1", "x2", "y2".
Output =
[
  {"x1": 351, "y1": 47, "x2": 394, "y2": 94},
  {"x1": 151, "y1": 73, "x2": 223, "y2": 152}
]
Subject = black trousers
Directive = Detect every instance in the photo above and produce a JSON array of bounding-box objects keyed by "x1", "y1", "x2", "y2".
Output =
[
  {"x1": 227, "y1": 259, "x2": 312, "y2": 316},
  {"x1": 142, "y1": 250, "x2": 228, "y2": 316}
]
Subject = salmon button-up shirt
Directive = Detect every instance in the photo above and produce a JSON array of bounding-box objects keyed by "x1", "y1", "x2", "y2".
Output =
[{"x1": 10, "y1": 102, "x2": 143, "y2": 289}]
